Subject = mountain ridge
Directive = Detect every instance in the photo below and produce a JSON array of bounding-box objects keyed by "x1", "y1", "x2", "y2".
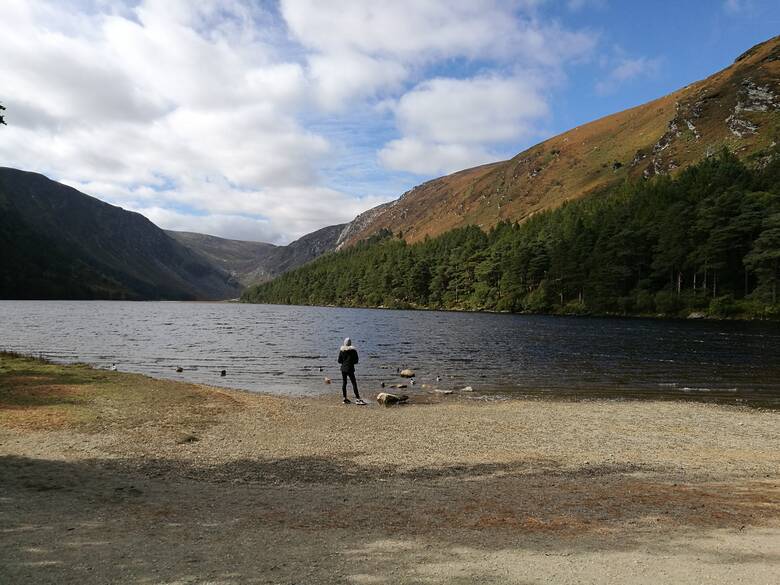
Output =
[
  {"x1": 341, "y1": 35, "x2": 780, "y2": 245},
  {"x1": 0, "y1": 165, "x2": 350, "y2": 299},
  {"x1": 0, "y1": 167, "x2": 239, "y2": 300},
  {"x1": 167, "y1": 223, "x2": 347, "y2": 288}
]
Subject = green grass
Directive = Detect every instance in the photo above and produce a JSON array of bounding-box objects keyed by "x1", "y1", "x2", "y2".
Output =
[{"x1": 0, "y1": 352, "x2": 234, "y2": 432}]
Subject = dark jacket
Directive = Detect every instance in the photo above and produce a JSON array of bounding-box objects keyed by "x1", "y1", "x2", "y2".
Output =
[{"x1": 337, "y1": 347, "x2": 359, "y2": 374}]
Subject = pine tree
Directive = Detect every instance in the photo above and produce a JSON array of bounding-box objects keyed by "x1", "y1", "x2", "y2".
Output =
[{"x1": 745, "y1": 212, "x2": 780, "y2": 304}]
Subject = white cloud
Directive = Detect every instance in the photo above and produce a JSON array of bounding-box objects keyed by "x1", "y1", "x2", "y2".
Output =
[
  {"x1": 0, "y1": 0, "x2": 350, "y2": 243},
  {"x1": 379, "y1": 139, "x2": 497, "y2": 176},
  {"x1": 567, "y1": 0, "x2": 608, "y2": 11},
  {"x1": 287, "y1": 0, "x2": 598, "y2": 175},
  {"x1": 394, "y1": 77, "x2": 549, "y2": 144},
  {"x1": 0, "y1": 0, "x2": 599, "y2": 241},
  {"x1": 307, "y1": 52, "x2": 408, "y2": 111},
  {"x1": 138, "y1": 207, "x2": 284, "y2": 244},
  {"x1": 723, "y1": 0, "x2": 752, "y2": 13},
  {"x1": 595, "y1": 55, "x2": 661, "y2": 95},
  {"x1": 281, "y1": 0, "x2": 597, "y2": 110},
  {"x1": 63, "y1": 176, "x2": 394, "y2": 244},
  {"x1": 282, "y1": 0, "x2": 523, "y2": 61},
  {"x1": 379, "y1": 76, "x2": 549, "y2": 175}
]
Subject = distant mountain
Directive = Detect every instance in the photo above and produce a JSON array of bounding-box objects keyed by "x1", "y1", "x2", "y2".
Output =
[
  {"x1": 165, "y1": 231, "x2": 279, "y2": 287},
  {"x1": 167, "y1": 222, "x2": 347, "y2": 288},
  {"x1": 342, "y1": 35, "x2": 780, "y2": 245},
  {"x1": 0, "y1": 168, "x2": 239, "y2": 300}
]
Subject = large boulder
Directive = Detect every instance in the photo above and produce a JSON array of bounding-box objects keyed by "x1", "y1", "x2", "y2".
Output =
[
  {"x1": 399, "y1": 369, "x2": 415, "y2": 378},
  {"x1": 377, "y1": 392, "x2": 409, "y2": 407}
]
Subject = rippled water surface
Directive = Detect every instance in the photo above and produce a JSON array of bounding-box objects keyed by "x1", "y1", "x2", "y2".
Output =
[{"x1": 1, "y1": 301, "x2": 779, "y2": 406}]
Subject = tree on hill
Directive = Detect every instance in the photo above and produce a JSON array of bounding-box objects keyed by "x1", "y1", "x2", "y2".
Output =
[
  {"x1": 0, "y1": 103, "x2": 6, "y2": 125},
  {"x1": 241, "y1": 151, "x2": 780, "y2": 319},
  {"x1": 745, "y1": 211, "x2": 780, "y2": 304}
]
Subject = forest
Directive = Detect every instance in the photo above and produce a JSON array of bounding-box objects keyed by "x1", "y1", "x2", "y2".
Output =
[{"x1": 242, "y1": 151, "x2": 780, "y2": 319}]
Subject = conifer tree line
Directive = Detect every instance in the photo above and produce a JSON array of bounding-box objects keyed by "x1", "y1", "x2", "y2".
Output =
[{"x1": 242, "y1": 151, "x2": 780, "y2": 319}]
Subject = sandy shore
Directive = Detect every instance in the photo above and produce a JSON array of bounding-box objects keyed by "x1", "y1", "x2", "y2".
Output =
[{"x1": 1, "y1": 354, "x2": 779, "y2": 584}]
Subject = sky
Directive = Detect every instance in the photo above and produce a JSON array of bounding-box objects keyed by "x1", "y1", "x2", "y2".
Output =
[{"x1": 1, "y1": 1, "x2": 779, "y2": 244}]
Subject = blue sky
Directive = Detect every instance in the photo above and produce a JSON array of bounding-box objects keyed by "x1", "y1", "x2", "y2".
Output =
[
  {"x1": 0, "y1": 1, "x2": 778, "y2": 243},
  {"x1": 553, "y1": 1, "x2": 780, "y2": 131}
]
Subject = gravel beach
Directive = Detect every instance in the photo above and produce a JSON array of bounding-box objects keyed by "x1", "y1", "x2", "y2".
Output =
[{"x1": 1, "y1": 355, "x2": 778, "y2": 584}]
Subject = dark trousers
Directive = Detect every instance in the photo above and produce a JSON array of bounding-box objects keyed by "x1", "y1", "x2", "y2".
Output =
[{"x1": 342, "y1": 371, "x2": 360, "y2": 398}]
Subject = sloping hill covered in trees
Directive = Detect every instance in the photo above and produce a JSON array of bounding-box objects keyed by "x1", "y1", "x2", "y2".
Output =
[{"x1": 242, "y1": 152, "x2": 780, "y2": 319}]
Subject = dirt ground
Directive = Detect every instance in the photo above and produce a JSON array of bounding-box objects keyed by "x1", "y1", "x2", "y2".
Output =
[{"x1": 1, "y1": 354, "x2": 779, "y2": 584}]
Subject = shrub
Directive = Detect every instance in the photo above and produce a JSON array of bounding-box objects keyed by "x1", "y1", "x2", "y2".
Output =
[
  {"x1": 562, "y1": 300, "x2": 588, "y2": 315},
  {"x1": 617, "y1": 296, "x2": 635, "y2": 314},
  {"x1": 523, "y1": 284, "x2": 551, "y2": 313},
  {"x1": 709, "y1": 295, "x2": 738, "y2": 317},
  {"x1": 634, "y1": 289, "x2": 655, "y2": 313},
  {"x1": 655, "y1": 290, "x2": 683, "y2": 315}
]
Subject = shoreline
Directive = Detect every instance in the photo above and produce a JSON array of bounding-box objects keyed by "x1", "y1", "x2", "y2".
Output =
[
  {"x1": 5, "y1": 349, "x2": 779, "y2": 411},
  {"x1": 238, "y1": 299, "x2": 780, "y2": 323},
  {"x1": 4, "y1": 296, "x2": 779, "y2": 322},
  {"x1": 1, "y1": 354, "x2": 779, "y2": 584}
]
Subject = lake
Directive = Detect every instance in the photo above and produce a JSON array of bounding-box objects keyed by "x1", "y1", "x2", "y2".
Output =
[{"x1": 1, "y1": 301, "x2": 779, "y2": 406}]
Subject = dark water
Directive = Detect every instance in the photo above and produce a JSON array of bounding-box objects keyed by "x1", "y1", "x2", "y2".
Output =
[{"x1": 1, "y1": 301, "x2": 779, "y2": 406}]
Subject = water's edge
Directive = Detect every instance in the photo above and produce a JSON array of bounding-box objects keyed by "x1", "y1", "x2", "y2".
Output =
[{"x1": 1, "y1": 301, "x2": 778, "y2": 407}]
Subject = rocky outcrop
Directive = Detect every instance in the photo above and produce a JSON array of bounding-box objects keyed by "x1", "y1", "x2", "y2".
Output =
[
  {"x1": 335, "y1": 201, "x2": 396, "y2": 250},
  {"x1": 252, "y1": 223, "x2": 347, "y2": 280},
  {"x1": 725, "y1": 78, "x2": 779, "y2": 138}
]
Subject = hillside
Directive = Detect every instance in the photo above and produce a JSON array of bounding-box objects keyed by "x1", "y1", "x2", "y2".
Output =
[
  {"x1": 344, "y1": 36, "x2": 780, "y2": 245},
  {"x1": 165, "y1": 231, "x2": 278, "y2": 287},
  {"x1": 0, "y1": 168, "x2": 239, "y2": 300},
  {"x1": 243, "y1": 151, "x2": 780, "y2": 319},
  {"x1": 167, "y1": 223, "x2": 346, "y2": 287}
]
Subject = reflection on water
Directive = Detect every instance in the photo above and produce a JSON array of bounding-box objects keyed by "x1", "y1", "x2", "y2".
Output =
[{"x1": 1, "y1": 301, "x2": 779, "y2": 406}]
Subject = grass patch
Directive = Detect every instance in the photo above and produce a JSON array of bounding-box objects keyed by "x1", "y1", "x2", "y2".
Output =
[{"x1": 0, "y1": 353, "x2": 239, "y2": 432}]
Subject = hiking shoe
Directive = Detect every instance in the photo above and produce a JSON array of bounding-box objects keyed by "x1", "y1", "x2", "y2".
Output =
[
  {"x1": 343, "y1": 398, "x2": 351, "y2": 404},
  {"x1": 354, "y1": 398, "x2": 367, "y2": 406}
]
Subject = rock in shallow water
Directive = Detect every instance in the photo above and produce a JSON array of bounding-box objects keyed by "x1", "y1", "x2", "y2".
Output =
[{"x1": 377, "y1": 392, "x2": 409, "y2": 407}]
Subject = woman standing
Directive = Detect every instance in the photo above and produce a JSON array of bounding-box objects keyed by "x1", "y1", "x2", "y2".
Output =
[{"x1": 338, "y1": 337, "x2": 366, "y2": 405}]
